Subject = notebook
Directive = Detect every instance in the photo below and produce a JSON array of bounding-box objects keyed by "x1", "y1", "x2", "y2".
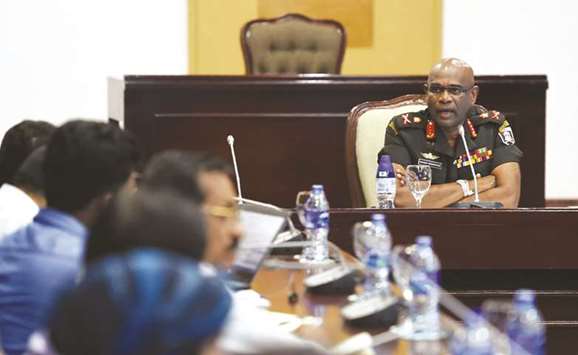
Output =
[{"x1": 226, "y1": 201, "x2": 288, "y2": 290}]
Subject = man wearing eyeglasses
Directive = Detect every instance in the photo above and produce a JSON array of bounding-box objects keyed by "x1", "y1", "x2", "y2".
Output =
[{"x1": 379, "y1": 58, "x2": 522, "y2": 208}]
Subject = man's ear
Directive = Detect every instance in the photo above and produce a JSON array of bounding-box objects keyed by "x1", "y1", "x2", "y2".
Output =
[{"x1": 470, "y1": 85, "x2": 479, "y2": 104}]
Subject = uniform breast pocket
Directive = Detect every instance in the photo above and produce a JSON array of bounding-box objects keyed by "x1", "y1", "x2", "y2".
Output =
[{"x1": 459, "y1": 159, "x2": 493, "y2": 178}]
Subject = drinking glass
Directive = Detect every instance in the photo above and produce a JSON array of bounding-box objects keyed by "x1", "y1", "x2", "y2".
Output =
[
  {"x1": 481, "y1": 299, "x2": 513, "y2": 354},
  {"x1": 295, "y1": 190, "x2": 312, "y2": 261},
  {"x1": 391, "y1": 244, "x2": 416, "y2": 302},
  {"x1": 352, "y1": 221, "x2": 390, "y2": 298},
  {"x1": 406, "y1": 165, "x2": 432, "y2": 208}
]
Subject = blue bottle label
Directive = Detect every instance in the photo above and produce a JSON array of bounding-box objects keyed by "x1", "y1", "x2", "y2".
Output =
[{"x1": 305, "y1": 210, "x2": 329, "y2": 228}]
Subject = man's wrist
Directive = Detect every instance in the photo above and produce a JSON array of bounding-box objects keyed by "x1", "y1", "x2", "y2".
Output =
[{"x1": 456, "y1": 179, "x2": 473, "y2": 197}]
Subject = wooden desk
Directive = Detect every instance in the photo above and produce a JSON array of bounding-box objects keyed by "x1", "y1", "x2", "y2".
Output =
[
  {"x1": 108, "y1": 75, "x2": 547, "y2": 208},
  {"x1": 327, "y1": 208, "x2": 578, "y2": 354},
  {"x1": 252, "y1": 263, "x2": 448, "y2": 354},
  {"x1": 252, "y1": 208, "x2": 578, "y2": 353}
]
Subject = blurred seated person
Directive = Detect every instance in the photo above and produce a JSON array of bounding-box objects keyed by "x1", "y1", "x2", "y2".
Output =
[
  {"x1": 139, "y1": 150, "x2": 242, "y2": 268},
  {"x1": 86, "y1": 159, "x2": 329, "y2": 355},
  {"x1": 0, "y1": 120, "x2": 140, "y2": 355},
  {"x1": 85, "y1": 188, "x2": 207, "y2": 265},
  {"x1": 379, "y1": 58, "x2": 522, "y2": 208},
  {"x1": 27, "y1": 248, "x2": 232, "y2": 355},
  {"x1": 0, "y1": 146, "x2": 47, "y2": 238},
  {"x1": 0, "y1": 120, "x2": 55, "y2": 188}
]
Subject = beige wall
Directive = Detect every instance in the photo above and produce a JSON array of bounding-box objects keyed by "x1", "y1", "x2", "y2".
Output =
[{"x1": 188, "y1": 0, "x2": 442, "y2": 75}]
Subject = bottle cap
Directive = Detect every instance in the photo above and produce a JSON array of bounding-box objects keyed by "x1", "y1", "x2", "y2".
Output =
[
  {"x1": 416, "y1": 235, "x2": 432, "y2": 247},
  {"x1": 379, "y1": 155, "x2": 392, "y2": 165},
  {"x1": 371, "y1": 214, "x2": 386, "y2": 223},
  {"x1": 378, "y1": 155, "x2": 392, "y2": 170},
  {"x1": 514, "y1": 289, "x2": 536, "y2": 304},
  {"x1": 311, "y1": 184, "x2": 324, "y2": 192}
]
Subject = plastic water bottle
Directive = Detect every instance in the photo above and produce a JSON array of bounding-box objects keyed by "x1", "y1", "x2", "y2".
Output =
[
  {"x1": 376, "y1": 155, "x2": 396, "y2": 208},
  {"x1": 506, "y1": 289, "x2": 545, "y2": 355},
  {"x1": 361, "y1": 214, "x2": 392, "y2": 295},
  {"x1": 450, "y1": 315, "x2": 493, "y2": 355},
  {"x1": 408, "y1": 235, "x2": 442, "y2": 339},
  {"x1": 303, "y1": 184, "x2": 330, "y2": 262}
]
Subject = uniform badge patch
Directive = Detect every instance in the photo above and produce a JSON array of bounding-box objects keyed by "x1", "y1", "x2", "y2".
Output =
[
  {"x1": 388, "y1": 120, "x2": 398, "y2": 135},
  {"x1": 418, "y1": 158, "x2": 442, "y2": 170},
  {"x1": 498, "y1": 126, "x2": 516, "y2": 145},
  {"x1": 421, "y1": 152, "x2": 439, "y2": 160}
]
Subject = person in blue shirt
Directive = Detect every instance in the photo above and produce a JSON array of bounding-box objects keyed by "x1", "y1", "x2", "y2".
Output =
[
  {"x1": 0, "y1": 120, "x2": 140, "y2": 355},
  {"x1": 29, "y1": 248, "x2": 232, "y2": 355}
]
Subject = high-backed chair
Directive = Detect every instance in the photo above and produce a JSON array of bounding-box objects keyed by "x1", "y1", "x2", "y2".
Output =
[
  {"x1": 345, "y1": 95, "x2": 427, "y2": 208},
  {"x1": 240, "y1": 13, "x2": 346, "y2": 75}
]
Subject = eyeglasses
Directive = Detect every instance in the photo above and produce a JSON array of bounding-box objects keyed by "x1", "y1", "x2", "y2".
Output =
[
  {"x1": 205, "y1": 204, "x2": 240, "y2": 221},
  {"x1": 424, "y1": 83, "x2": 475, "y2": 96}
]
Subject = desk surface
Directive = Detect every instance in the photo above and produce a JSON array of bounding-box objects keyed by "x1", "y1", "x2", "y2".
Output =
[
  {"x1": 262, "y1": 207, "x2": 578, "y2": 354},
  {"x1": 252, "y1": 263, "x2": 451, "y2": 354}
]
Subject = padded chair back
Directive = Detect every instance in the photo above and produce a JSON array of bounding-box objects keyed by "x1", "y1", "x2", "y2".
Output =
[
  {"x1": 345, "y1": 95, "x2": 427, "y2": 207},
  {"x1": 241, "y1": 13, "x2": 346, "y2": 75}
]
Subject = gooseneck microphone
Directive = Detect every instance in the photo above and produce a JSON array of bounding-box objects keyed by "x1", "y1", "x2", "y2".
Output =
[
  {"x1": 226, "y1": 135, "x2": 243, "y2": 204},
  {"x1": 454, "y1": 126, "x2": 503, "y2": 208},
  {"x1": 458, "y1": 126, "x2": 480, "y2": 202}
]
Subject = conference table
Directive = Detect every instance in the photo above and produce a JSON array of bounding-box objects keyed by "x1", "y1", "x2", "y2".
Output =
[
  {"x1": 252, "y1": 264, "x2": 449, "y2": 354},
  {"x1": 108, "y1": 73, "x2": 571, "y2": 352},
  {"x1": 251, "y1": 208, "x2": 578, "y2": 354}
]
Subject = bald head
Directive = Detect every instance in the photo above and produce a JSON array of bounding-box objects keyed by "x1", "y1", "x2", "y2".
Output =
[
  {"x1": 428, "y1": 58, "x2": 475, "y2": 87},
  {"x1": 425, "y1": 58, "x2": 479, "y2": 131}
]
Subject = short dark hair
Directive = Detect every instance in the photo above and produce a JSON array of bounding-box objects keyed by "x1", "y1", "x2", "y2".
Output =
[
  {"x1": 140, "y1": 150, "x2": 233, "y2": 203},
  {"x1": 12, "y1": 145, "x2": 47, "y2": 195},
  {"x1": 44, "y1": 120, "x2": 140, "y2": 213},
  {"x1": 85, "y1": 189, "x2": 206, "y2": 264},
  {"x1": 48, "y1": 249, "x2": 231, "y2": 355},
  {"x1": 0, "y1": 120, "x2": 55, "y2": 187}
]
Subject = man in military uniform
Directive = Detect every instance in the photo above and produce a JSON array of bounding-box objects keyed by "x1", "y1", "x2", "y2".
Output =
[{"x1": 379, "y1": 58, "x2": 522, "y2": 208}]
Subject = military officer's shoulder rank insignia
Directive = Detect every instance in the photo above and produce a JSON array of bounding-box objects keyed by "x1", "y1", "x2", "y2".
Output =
[
  {"x1": 498, "y1": 120, "x2": 516, "y2": 145},
  {"x1": 393, "y1": 112, "x2": 425, "y2": 129},
  {"x1": 474, "y1": 108, "x2": 506, "y2": 126}
]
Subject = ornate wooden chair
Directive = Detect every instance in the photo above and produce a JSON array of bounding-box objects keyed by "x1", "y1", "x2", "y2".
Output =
[
  {"x1": 345, "y1": 95, "x2": 427, "y2": 207},
  {"x1": 240, "y1": 13, "x2": 346, "y2": 75}
]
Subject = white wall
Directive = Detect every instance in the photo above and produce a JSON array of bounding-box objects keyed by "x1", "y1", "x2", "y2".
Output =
[
  {"x1": 443, "y1": 0, "x2": 578, "y2": 199},
  {"x1": 0, "y1": 0, "x2": 187, "y2": 136}
]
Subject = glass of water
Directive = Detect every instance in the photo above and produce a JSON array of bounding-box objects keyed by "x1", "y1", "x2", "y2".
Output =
[{"x1": 406, "y1": 165, "x2": 432, "y2": 208}]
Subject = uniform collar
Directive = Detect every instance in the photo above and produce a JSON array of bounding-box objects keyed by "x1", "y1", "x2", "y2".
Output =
[{"x1": 426, "y1": 110, "x2": 480, "y2": 158}]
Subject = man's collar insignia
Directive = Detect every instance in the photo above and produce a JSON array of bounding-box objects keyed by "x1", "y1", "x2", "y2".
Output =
[{"x1": 421, "y1": 152, "x2": 440, "y2": 160}]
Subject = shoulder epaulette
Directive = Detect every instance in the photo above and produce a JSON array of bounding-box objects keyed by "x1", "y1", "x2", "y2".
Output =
[
  {"x1": 391, "y1": 111, "x2": 427, "y2": 130},
  {"x1": 469, "y1": 105, "x2": 506, "y2": 126}
]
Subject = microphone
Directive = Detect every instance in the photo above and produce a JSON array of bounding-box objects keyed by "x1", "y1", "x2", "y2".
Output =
[
  {"x1": 226, "y1": 135, "x2": 243, "y2": 204},
  {"x1": 458, "y1": 126, "x2": 480, "y2": 202},
  {"x1": 454, "y1": 126, "x2": 503, "y2": 208},
  {"x1": 225, "y1": 136, "x2": 302, "y2": 241}
]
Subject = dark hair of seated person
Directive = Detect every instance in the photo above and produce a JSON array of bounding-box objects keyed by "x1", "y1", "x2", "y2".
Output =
[
  {"x1": 43, "y1": 120, "x2": 140, "y2": 213},
  {"x1": 140, "y1": 150, "x2": 233, "y2": 203},
  {"x1": 85, "y1": 188, "x2": 207, "y2": 265},
  {"x1": 0, "y1": 120, "x2": 55, "y2": 187},
  {"x1": 11, "y1": 145, "x2": 47, "y2": 196},
  {"x1": 47, "y1": 248, "x2": 232, "y2": 355}
]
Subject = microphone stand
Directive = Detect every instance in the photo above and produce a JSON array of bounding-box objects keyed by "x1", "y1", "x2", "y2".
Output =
[{"x1": 452, "y1": 126, "x2": 503, "y2": 209}]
